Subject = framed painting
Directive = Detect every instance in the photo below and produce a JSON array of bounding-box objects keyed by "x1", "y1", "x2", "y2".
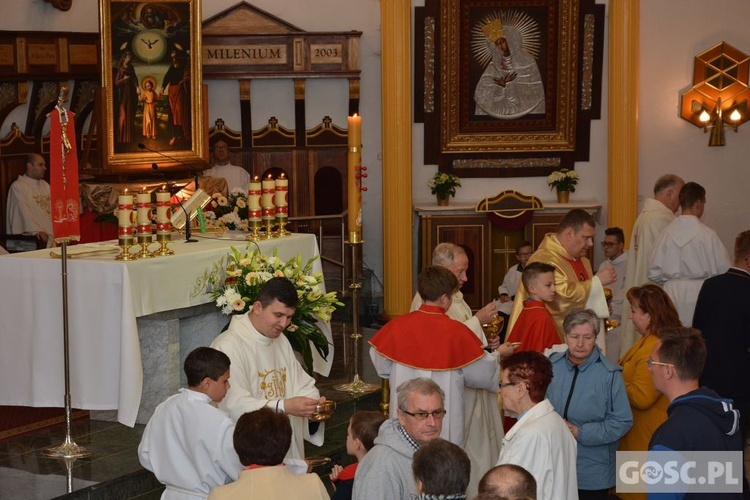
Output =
[
  {"x1": 417, "y1": 0, "x2": 604, "y2": 177},
  {"x1": 99, "y1": 0, "x2": 207, "y2": 171}
]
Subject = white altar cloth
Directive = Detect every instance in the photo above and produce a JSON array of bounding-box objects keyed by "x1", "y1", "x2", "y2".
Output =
[{"x1": 0, "y1": 233, "x2": 330, "y2": 427}]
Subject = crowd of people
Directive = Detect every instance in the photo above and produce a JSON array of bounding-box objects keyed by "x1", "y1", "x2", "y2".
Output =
[{"x1": 5, "y1": 161, "x2": 748, "y2": 499}]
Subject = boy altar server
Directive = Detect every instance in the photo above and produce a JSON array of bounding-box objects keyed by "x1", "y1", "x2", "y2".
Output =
[{"x1": 138, "y1": 347, "x2": 243, "y2": 499}]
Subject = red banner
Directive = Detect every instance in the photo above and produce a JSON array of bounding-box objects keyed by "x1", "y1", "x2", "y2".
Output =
[{"x1": 49, "y1": 107, "x2": 81, "y2": 242}]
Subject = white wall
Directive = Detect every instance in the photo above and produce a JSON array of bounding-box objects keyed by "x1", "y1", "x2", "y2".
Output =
[{"x1": 640, "y1": 0, "x2": 750, "y2": 254}]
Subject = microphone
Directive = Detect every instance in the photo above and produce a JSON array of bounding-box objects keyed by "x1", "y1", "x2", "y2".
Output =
[{"x1": 138, "y1": 143, "x2": 199, "y2": 191}]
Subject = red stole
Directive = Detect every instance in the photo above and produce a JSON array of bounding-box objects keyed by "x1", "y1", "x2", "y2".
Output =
[
  {"x1": 49, "y1": 107, "x2": 81, "y2": 242},
  {"x1": 370, "y1": 304, "x2": 485, "y2": 370},
  {"x1": 565, "y1": 257, "x2": 589, "y2": 282}
]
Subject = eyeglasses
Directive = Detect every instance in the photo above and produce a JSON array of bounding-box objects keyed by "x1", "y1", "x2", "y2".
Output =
[
  {"x1": 601, "y1": 241, "x2": 619, "y2": 248},
  {"x1": 399, "y1": 409, "x2": 447, "y2": 421},
  {"x1": 646, "y1": 357, "x2": 674, "y2": 368},
  {"x1": 499, "y1": 381, "x2": 518, "y2": 388}
]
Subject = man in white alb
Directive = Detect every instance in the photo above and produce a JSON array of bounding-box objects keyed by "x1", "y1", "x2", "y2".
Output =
[
  {"x1": 202, "y1": 140, "x2": 251, "y2": 194},
  {"x1": 648, "y1": 182, "x2": 730, "y2": 326},
  {"x1": 497, "y1": 241, "x2": 533, "y2": 316},
  {"x1": 211, "y1": 277, "x2": 325, "y2": 461},
  {"x1": 5, "y1": 153, "x2": 54, "y2": 251},
  {"x1": 621, "y1": 174, "x2": 684, "y2": 350},
  {"x1": 598, "y1": 227, "x2": 628, "y2": 362}
]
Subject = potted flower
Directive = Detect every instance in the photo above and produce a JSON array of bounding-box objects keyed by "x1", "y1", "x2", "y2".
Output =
[
  {"x1": 546, "y1": 168, "x2": 579, "y2": 203},
  {"x1": 428, "y1": 172, "x2": 462, "y2": 206},
  {"x1": 210, "y1": 246, "x2": 343, "y2": 374}
]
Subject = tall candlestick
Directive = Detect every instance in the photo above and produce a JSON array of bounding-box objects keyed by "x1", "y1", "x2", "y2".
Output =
[{"x1": 347, "y1": 114, "x2": 362, "y2": 243}]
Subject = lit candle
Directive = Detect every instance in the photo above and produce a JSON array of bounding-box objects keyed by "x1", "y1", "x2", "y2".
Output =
[
  {"x1": 155, "y1": 188, "x2": 171, "y2": 234},
  {"x1": 117, "y1": 189, "x2": 135, "y2": 242},
  {"x1": 261, "y1": 174, "x2": 275, "y2": 211},
  {"x1": 347, "y1": 114, "x2": 362, "y2": 243},
  {"x1": 274, "y1": 173, "x2": 288, "y2": 208},
  {"x1": 248, "y1": 176, "x2": 262, "y2": 212},
  {"x1": 136, "y1": 190, "x2": 151, "y2": 228}
]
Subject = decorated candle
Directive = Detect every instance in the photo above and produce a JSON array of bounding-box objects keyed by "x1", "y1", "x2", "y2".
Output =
[
  {"x1": 117, "y1": 190, "x2": 135, "y2": 241},
  {"x1": 274, "y1": 173, "x2": 288, "y2": 209},
  {"x1": 347, "y1": 114, "x2": 362, "y2": 242},
  {"x1": 155, "y1": 189, "x2": 172, "y2": 234},
  {"x1": 136, "y1": 191, "x2": 151, "y2": 227},
  {"x1": 261, "y1": 175, "x2": 275, "y2": 210},
  {"x1": 248, "y1": 176, "x2": 262, "y2": 212}
]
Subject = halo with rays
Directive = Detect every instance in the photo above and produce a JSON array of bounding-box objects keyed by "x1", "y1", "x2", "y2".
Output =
[{"x1": 471, "y1": 10, "x2": 542, "y2": 68}]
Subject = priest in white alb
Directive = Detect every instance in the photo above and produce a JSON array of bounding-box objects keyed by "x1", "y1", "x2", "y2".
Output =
[
  {"x1": 5, "y1": 153, "x2": 54, "y2": 251},
  {"x1": 648, "y1": 182, "x2": 730, "y2": 326},
  {"x1": 211, "y1": 277, "x2": 325, "y2": 461}
]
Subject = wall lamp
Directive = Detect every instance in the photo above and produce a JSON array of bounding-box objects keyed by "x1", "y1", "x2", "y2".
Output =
[{"x1": 679, "y1": 42, "x2": 750, "y2": 146}]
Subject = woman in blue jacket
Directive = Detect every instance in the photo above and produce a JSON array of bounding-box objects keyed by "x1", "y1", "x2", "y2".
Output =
[{"x1": 547, "y1": 308, "x2": 633, "y2": 500}]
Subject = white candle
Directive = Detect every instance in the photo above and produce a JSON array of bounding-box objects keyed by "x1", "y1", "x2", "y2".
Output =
[
  {"x1": 136, "y1": 191, "x2": 151, "y2": 228},
  {"x1": 118, "y1": 191, "x2": 134, "y2": 241},
  {"x1": 155, "y1": 189, "x2": 171, "y2": 234},
  {"x1": 261, "y1": 176, "x2": 275, "y2": 209},
  {"x1": 275, "y1": 174, "x2": 288, "y2": 208},
  {"x1": 347, "y1": 114, "x2": 362, "y2": 242},
  {"x1": 248, "y1": 176, "x2": 262, "y2": 212}
]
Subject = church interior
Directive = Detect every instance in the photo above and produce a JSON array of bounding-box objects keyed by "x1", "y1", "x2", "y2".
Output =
[{"x1": 1, "y1": 0, "x2": 750, "y2": 498}]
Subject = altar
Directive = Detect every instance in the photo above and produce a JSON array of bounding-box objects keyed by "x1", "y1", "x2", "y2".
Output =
[{"x1": 0, "y1": 233, "x2": 329, "y2": 426}]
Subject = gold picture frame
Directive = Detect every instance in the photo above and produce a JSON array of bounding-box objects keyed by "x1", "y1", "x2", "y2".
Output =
[
  {"x1": 418, "y1": 0, "x2": 604, "y2": 177},
  {"x1": 99, "y1": 0, "x2": 206, "y2": 171}
]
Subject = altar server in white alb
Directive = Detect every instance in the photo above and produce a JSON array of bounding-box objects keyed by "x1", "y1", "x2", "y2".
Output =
[
  {"x1": 648, "y1": 182, "x2": 730, "y2": 326},
  {"x1": 5, "y1": 153, "x2": 54, "y2": 251},
  {"x1": 497, "y1": 241, "x2": 534, "y2": 312},
  {"x1": 138, "y1": 347, "x2": 243, "y2": 499},
  {"x1": 211, "y1": 277, "x2": 325, "y2": 461}
]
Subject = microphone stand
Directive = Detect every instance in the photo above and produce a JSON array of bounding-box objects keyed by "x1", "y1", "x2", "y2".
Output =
[{"x1": 145, "y1": 146, "x2": 200, "y2": 244}]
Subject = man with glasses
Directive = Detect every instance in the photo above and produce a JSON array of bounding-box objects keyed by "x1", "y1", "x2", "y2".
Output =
[
  {"x1": 647, "y1": 327, "x2": 747, "y2": 496},
  {"x1": 498, "y1": 241, "x2": 534, "y2": 313},
  {"x1": 353, "y1": 378, "x2": 446, "y2": 500},
  {"x1": 598, "y1": 227, "x2": 628, "y2": 361}
]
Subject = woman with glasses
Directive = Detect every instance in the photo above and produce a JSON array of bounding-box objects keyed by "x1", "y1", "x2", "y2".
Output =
[
  {"x1": 496, "y1": 351, "x2": 578, "y2": 500},
  {"x1": 616, "y1": 285, "x2": 682, "y2": 499},
  {"x1": 547, "y1": 309, "x2": 632, "y2": 500}
]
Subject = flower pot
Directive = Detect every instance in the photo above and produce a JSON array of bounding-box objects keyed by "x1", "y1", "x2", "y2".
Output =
[
  {"x1": 437, "y1": 195, "x2": 450, "y2": 206},
  {"x1": 556, "y1": 190, "x2": 570, "y2": 203}
]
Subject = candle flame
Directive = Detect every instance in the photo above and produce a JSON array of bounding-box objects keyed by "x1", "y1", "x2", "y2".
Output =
[
  {"x1": 267, "y1": 174, "x2": 273, "y2": 180},
  {"x1": 279, "y1": 173, "x2": 286, "y2": 179},
  {"x1": 253, "y1": 175, "x2": 260, "y2": 181}
]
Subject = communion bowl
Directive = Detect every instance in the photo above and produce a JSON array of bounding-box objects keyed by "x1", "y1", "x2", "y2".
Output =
[{"x1": 310, "y1": 400, "x2": 336, "y2": 421}]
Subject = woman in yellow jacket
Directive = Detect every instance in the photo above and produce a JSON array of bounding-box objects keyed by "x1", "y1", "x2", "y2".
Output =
[{"x1": 617, "y1": 285, "x2": 682, "y2": 499}]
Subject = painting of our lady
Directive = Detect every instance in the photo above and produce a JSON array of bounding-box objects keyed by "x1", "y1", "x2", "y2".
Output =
[{"x1": 473, "y1": 12, "x2": 545, "y2": 119}]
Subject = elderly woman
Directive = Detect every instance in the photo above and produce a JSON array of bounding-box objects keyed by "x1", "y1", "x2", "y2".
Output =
[
  {"x1": 618, "y1": 286, "x2": 681, "y2": 452},
  {"x1": 547, "y1": 309, "x2": 633, "y2": 500},
  {"x1": 496, "y1": 351, "x2": 578, "y2": 500}
]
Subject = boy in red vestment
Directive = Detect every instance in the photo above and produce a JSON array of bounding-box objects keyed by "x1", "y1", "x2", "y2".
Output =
[
  {"x1": 506, "y1": 262, "x2": 561, "y2": 353},
  {"x1": 369, "y1": 266, "x2": 503, "y2": 448}
]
